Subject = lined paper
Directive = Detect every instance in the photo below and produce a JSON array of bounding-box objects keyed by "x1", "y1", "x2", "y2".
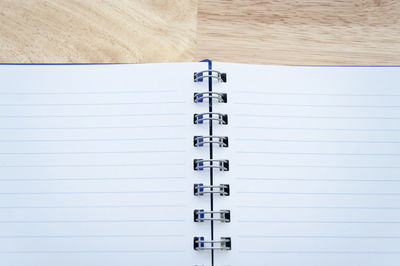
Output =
[
  {"x1": 3, "y1": 62, "x2": 399, "y2": 266},
  {"x1": 213, "y1": 63, "x2": 400, "y2": 266},
  {"x1": 0, "y1": 63, "x2": 209, "y2": 266}
]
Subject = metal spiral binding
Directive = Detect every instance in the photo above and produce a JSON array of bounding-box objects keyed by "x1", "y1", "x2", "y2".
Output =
[
  {"x1": 193, "y1": 67, "x2": 231, "y2": 255},
  {"x1": 194, "y1": 210, "x2": 231, "y2": 223},
  {"x1": 194, "y1": 184, "x2": 230, "y2": 196},
  {"x1": 193, "y1": 136, "x2": 229, "y2": 147},
  {"x1": 194, "y1": 70, "x2": 227, "y2": 83},
  {"x1": 194, "y1": 159, "x2": 229, "y2": 171},
  {"x1": 194, "y1": 92, "x2": 227, "y2": 103},
  {"x1": 193, "y1": 237, "x2": 232, "y2": 250},
  {"x1": 194, "y1": 112, "x2": 228, "y2": 125}
]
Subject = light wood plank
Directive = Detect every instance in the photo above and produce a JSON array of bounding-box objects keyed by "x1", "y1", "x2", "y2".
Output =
[
  {"x1": 198, "y1": 0, "x2": 400, "y2": 65},
  {"x1": 0, "y1": 0, "x2": 197, "y2": 63}
]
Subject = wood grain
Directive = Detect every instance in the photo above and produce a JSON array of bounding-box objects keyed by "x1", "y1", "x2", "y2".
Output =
[
  {"x1": 0, "y1": 0, "x2": 197, "y2": 63},
  {"x1": 1, "y1": 0, "x2": 399, "y2": 64},
  {"x1": 197, "y1": 0, "x2": 400, "y2": 65}
]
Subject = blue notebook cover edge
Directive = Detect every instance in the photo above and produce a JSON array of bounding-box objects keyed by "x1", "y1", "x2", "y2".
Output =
[{"x1": 0, "y1": 60, "x2": 396, "y2": 67}]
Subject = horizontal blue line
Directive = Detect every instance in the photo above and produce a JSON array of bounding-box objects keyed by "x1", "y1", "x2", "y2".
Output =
[
  {"x1": 0, "y1": 177, "x2": 185, "y2": 181},
  {"x1": 235, "y1": 126, "x2": 400, "y2": 132},
  {"x1": 0, "y1": 113, "x2": 185, "y2": 118},
  {"x1": 0, "y1": 191, "x2": 185, "y2": 195},
  {"x1": 237, "y1": 191, "x2": 400, "y2": 196},
  {"x1": 0, "y1": 163, "x2": 184, "y2": 168},
  {"x1": 236, "y1": 114, "x2": 400, "y2": 120},
  {"x1": 235, "y1": 138, "x2": 400, "y2": 144},
  {"x1": 0, "y1": 125, "x2": 186, "y2": 130},
  {"x1": 0, "y1": 250, "x2": 185, "y2": 254},
  {"x1": 235, "y1": 102, "x2": 400, "y2": 108},
  {"x1": 0, "y1": 219, "x2": 185, "y2": 223},
  {"x1": 237, "y1": 151, "x2": 400, "y2": 156},
  {"x1": 0, "y1": 102, "x2": 185, "y2": 107},
  {"x1": 233, "y1": 91, "x2": 400, "y2": 97},
  {"x1": 0, "y1": 205, "x2": 186, "y2": 209},
  {"x1": 239, "y1": 250, "x2": 400, "y2": 254},
  {"x1": 0, "y1": 90, "x2": 176, "y2": 95},
  {"x1": 0, "y1": 234, "x2": 184, "y2": 239},
  {"x1": 0, "y1": 150, "x2": 185, "y2": 155},
  {"x1": 0, "y1": 137, "x2": 185, "y2": 143},
  {"x1": 237, "y1": 177, "x2": 400, "y2": 182},
  {"x1": 239, "y1": 220, "x2": 400, "y2": 224},
  {"x1": 237, "y1": 206, "x2": 400, "y2": 210},
  {"x1": 238, "y1": 235, "x2": 400, "y2": 239},
  {"x1": 238, "y1": 164, "x2": 400, "y2": 169}
]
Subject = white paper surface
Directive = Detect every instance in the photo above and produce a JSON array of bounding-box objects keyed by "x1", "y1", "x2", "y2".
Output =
[
  {"x1": 2, "y1": 61, "x2": 399, "y2": 266},
  {"x1": 0, "y1": 63, "x2": 211, "y2": 266},
  {"x1": 213, "y1": 62, "x2": 400, "y2": 266}
]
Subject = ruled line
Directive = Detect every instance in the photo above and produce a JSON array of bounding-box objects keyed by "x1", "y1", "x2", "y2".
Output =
[
  {"x1": 238, "y1": 235, "x2": 400, "y2": 239},
  {"x1": 237, "y1": 206, "x2": 400, "y2": 210},
  {"x1": 236, "y1": 177, "x2": 400, "y2": 182},
  {"x1": 0, "y1": 163, "x2": 184, "y2": 168},
  {"x1": 0, "y1": 125, "x2": 186, "y2": 130},
  {"x1": 236, "y1": 114, "x2": 400, "y2": 120},
  {"x1": 239, "y1": 250, "x2": 400, "y2": 254},
  {"x1": 0, "y1": 250, "x2": 185, "y2": 254},
  {"x1": 236, "y1": 191, "x2": 400, "y2": 196},
  {"x1": 0, "y1": 101, "x2": 185, "y2": 107},
  {"x1": 0, "y1": 150, "x2": 186, "y2": 155},
  {"x1": 0, "y1": 90, "x2": 177, "y2": 95},
  {"x1": 0, "y1": 205, "x2": 186, "y2": 209},
  {"x1": 0, "y1": 219, "x2": 185, "y2": 224},
  {"x1": 234, "y1": 102, "x2": 400, "y2": 108},
  {"x1": 0, "y1": 137, "x2": 185, "y2": 143},
  {"x1": 238, "y1": 220, "x2": 400, "y2": 224},
  {"x1": 0, "y1": 176, "x2": 185, "y2": 182},
  {"x1": 238, "y1": 164, "x2": 400, "y2": 169},
  {"x1": 236, "y1": 151, "x2": 400, "y2": 156},
  {"x1": 0, "y1": 113, "x2": 185, "y2": 118},
  {"x1": 233, "y1": 91, "x2": 400, "y2": 97},
  {"x1": 235, "y1": 126, "x2": 400, "y2": 132},
  {"x1": 0, "y1": 191, "x2": 185, "y2": 195},
  {"x1": 235, "y1": 138, "x2": 400, "y2": 144},
  {"x1": 0, "y1": 234, "x2": 184, "y2": 239}
]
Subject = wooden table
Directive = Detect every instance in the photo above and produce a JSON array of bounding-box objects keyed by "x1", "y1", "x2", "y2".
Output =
[{"x1": 1, "y1": 0, "x2": 399, "y2": 65}]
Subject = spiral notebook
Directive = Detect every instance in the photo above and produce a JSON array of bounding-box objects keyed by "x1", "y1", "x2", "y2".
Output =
[{"x1": 0, "y1": 61, "x2": 399, "y2": 266}]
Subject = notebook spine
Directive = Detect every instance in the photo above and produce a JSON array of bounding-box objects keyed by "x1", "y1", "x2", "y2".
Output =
[{"x1": 193, "y1": 66, "x2": 231, "y2": 255}]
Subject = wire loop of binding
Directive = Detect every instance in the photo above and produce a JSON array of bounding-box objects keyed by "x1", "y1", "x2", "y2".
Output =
[
  {"x1": 194, "y1": 92, "x2": 227, "y2": 103},
  {"x1": 193, "y1": 136, "x2": 229, "y2": 147},
  {"x1": 194, "y1": 70, "x2": 227, "y2": 83},
  {"x1": 194, "y1": 209, "x2": 231, "y2": 223},
  {"x1": 192, "y1": 67, "x2": 231, "y2": 254},
  {"x1": 194, "y1": 112, "x2": 228, "y2": 125},
  {"x1": 193, "y1": 184, "x2": 230, "y2": 196},
  {"x1": 194, "y1": 159, "x2": 229, "y2": 171},
  {"x1": 193, "y1": 237, "x2": 232, "y2": 250}
]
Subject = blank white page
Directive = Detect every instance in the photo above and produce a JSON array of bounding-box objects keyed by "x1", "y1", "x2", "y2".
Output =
[
  {"x1": 0, "y1": 63, "x2": 210, "y2": 266},
  {"x1": 212, "y1": 62, "x2": 400, "y2": 266}
]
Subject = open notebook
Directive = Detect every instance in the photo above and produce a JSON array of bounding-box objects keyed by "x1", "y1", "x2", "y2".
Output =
[{"x1": 0, "y1": 61, "x2": 399, "y2": 266}]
